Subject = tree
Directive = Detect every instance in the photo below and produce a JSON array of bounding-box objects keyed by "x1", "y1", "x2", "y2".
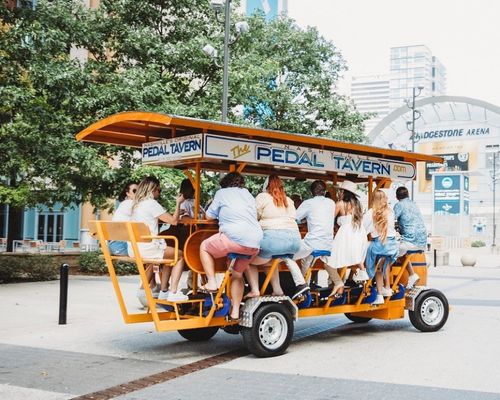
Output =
[{"x1": 0, "y1": 0, "x2": 369, "y2": 215}]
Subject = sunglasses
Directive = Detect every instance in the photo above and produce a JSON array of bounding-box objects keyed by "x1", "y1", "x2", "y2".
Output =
[{"x1": 132, "y1": 189, "x2": 137, "y2": 193}]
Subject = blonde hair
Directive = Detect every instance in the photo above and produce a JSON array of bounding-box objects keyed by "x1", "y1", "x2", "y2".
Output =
[
  {"x1": 372, "y1": 190, "x2": 389, "y2": 243},
  {"x1": 132, "y1": 176, "x2": 160, "y2": 211}
]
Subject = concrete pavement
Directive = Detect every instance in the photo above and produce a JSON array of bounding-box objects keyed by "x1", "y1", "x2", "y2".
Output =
[{"x1": 0, "y1": 252, "x2": 499, "y2": 399}]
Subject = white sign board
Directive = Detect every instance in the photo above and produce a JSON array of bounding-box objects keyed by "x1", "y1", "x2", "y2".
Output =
[
  {"x1": 142, "y1": 134, "x2": 202, "y2": 165},
  {"x1": 204, "y1": 134, "x2": 415, "y2": 180}
]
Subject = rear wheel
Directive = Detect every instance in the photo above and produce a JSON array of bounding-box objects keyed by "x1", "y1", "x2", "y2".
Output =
[
  {"x1": 178, "y1": 327, "x2": 219, "y2": 341},
  {"x1": 409, "y1": 289, "x2": 449, "y2": 332},
  {"x1": 242, "y1": 303, "x2": 294, "y2": 358},
  {"x1": 345, "y1": 313, "x2": 372, "y2": 323}
]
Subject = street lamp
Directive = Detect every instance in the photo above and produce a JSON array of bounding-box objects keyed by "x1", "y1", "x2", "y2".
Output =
[
  {"x1": 204, "y1": 0, "x2": 249, "y2": 122},
  {"x1": 405, "y1": 86, "x2": 424, "y2": 200},
  {"x1": 486, "y1": 148, "x2": 500, "y2": 247}
]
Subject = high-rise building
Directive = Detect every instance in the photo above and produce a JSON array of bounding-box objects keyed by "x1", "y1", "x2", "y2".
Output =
[
  {"x1": 389, "y1": 44, "x2": 447, "y2": 110},
  {"x1": 351, "y1": 45, "x2": 447, "y2": 135},
  {"x1": 241, "y1": 0, "x2": 288, "y2": 20},
  {"x1": 349, "y1": 75, "x2": 390, "y2": 135}
]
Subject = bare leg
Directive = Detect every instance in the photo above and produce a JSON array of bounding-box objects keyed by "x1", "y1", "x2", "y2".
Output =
[
  {"x1": 200, "y1": 246, "x2": 217, "y2": 290},
  {"x1": 139, "y1": 265, "x2": 154, "y2": 289},
  {"x1": 384, "y1": 263, "x2": 391, "y2": 290},
  {"x1": 164, "y1": 248, "x2": 184, "y2": 294},
  {"x1": 324, "y1": 264, "x2": 343, "y2": 296},
  {"x1": 160, "y1": 266, "x2": 171, "y2": 291},
  {"x1": 229, "y1": 271, "x2": 244, "y2": 319},
  {"x1": 244, "y1": 266, "x2": 260, "y2": 297},
  {"x1": 375, "y1": 270, "x2": 384, "y2": 292}
]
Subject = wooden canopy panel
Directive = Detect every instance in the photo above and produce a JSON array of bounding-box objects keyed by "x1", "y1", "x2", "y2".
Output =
[{"x1": 76, "y1": 111, "x2": 443, "y2": 165}]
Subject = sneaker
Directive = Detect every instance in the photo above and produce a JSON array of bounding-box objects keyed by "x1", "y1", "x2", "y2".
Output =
[
  {"x1": 157, "y1": 290, "x2": 170, "y2": 301},
  {"x1": 379, "y1": 287, "x2": 393, "y2": 297},
  {"x1": 407, "y1": 274, "x2": 420, "y2": 288},
  {"x1": 372, "y1": 294, "x2": 384, "y2": 305},
  {"x1": 291, "y1": 284, "x2": 310, "y2": 300},
  {"x1": 353, "y1": 269, "x2": 369, "y2": 283},
  {"x1": 166, "y1": 291, "x2": 189, "y2": 302}
]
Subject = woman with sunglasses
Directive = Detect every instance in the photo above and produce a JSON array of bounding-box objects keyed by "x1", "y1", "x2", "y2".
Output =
[{"x1": 109, "y1": 181, "x2": 139, "y2": 256}]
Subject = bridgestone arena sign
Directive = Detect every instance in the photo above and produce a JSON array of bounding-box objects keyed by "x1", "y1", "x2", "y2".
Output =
[
  {"x1": 414, "y1": 127, "x2": 490, "y2": 142},
  {"x1": 142, "y1": 134, "x2": 416, "y2": 180}
]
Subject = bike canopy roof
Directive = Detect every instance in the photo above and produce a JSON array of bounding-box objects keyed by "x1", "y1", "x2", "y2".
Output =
[{"x1": 76, "y1": 111, "x2": 442, "y2": 182}]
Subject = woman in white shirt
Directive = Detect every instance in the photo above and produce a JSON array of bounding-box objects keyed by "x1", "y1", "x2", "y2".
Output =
[
  {"x1": 129, "y1": 176, "x2": 187, "y2": 302},
  {"x1": 245, "y1": 175, "x2": 307, "y2": 299},
  {"x1": 109, "y1": 182, "x2": 138, "y2": 255},
  {"x1": 363, "y1": 190, "x2": 400, "y2": 305}
]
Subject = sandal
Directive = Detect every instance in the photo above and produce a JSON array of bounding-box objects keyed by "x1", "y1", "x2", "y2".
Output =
[
  {"x1": 227, "y1": 315, "x2": 240, "y2": 323},
  {"x1": 199, "y1": 284, "x2": 219, "y2": 293}
]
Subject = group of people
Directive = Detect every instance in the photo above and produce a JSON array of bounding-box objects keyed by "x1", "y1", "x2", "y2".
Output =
[{"x1": 109, "y1": 171, "x2": 428, "y2": 318}]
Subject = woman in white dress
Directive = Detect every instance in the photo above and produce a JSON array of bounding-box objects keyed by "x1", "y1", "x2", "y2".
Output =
[
  {"x1": 129, "y1": 176, "x2": 187, "y2": 302},
  {"x1": 325, "y1": 180, "x2": 369, "y2": 298}
]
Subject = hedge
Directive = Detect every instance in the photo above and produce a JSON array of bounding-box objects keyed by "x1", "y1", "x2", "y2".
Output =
[
  {"x1": 0, "y1": 251, "x2": 137, "y2": 283},
  {"x1": 79, "y1": 251, "x2": 137, "y2": 275},
  {"x1": 0, "y1": 254, "x2": 60, "y2": 283}
]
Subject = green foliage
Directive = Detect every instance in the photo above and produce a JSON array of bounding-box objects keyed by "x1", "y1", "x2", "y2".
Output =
[
  {"x1": 79, "y1": 251, "x2": 137, "y2": 275},
  {"x1": 1, "y1": 0, "x2": 369, "y2": 211},
  {"x1": 0, "y1": 254, "x2": 59, "y2": 283},
  {"x1": 471, "y1": 240, "x2": 486, "y2": 248}
]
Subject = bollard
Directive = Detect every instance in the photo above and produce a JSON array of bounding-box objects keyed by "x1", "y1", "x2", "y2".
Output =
[
  {"x1": 433, "y1": 249, "x2": 437, "y2": 268},
  {"x1": 59, "y1": 263, "x2": 69, "y2": 325}
]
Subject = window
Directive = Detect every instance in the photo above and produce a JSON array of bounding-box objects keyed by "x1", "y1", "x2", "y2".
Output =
[
  {"x1": 37, "y1": 213, "x2": 64, "y2": 242},
  {"x1": 16, "y1": 0, "x2": 37, "y2": 9}
]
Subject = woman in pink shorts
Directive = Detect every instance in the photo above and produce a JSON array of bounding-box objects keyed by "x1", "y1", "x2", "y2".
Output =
[{"x1": 200, "y1": 172, "x2": 263, "y2": 321}]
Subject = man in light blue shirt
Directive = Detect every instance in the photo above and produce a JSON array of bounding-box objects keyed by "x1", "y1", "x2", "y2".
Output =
[
  {"x1": 394, "y1": 186, "x2": 427, "y2": 288},
  {"x1": 201, "y1": 172, "x2": 263, "y2": 321}
]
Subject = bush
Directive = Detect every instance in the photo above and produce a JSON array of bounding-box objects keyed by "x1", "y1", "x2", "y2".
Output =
[
  {"x1": 0, "y1": 254, "x2": 60, "y2": 283},
  {"x1": 471, "y1": 240, "x2": 486, "y2": 248},
  {"x1": 79, "y1": 251, "x2": 137, "y2": 275}
]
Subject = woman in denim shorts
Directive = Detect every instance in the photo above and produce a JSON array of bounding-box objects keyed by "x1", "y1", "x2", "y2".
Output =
[{"x1": 245, "y1": 175, "x2": 308, "y2": 299}]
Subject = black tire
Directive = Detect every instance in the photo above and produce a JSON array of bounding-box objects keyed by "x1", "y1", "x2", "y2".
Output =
[
  {"x1": 409, "y1": 289, "x2": 449, "y2": 332},
  {"x1": 345, "y1": 313, "x2": 372, "y2": 323},
  {"x1": 242, "y1": 303, "x2": 294, "y2": 358},
  {"x1": 178, "y1": 327, "x2": 219, "y2": 341}
]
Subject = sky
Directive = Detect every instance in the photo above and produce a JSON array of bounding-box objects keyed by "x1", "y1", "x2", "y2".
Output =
[{"x1": 287, "y1": 0, "x2": 500, "y2": 106}]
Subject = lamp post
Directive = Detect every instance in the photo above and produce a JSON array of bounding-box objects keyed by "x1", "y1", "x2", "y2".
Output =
[
  {"x1": 487, "y1": 148, "x2": 500, "y2": 247},
  {"x1": 405, "y1": 86, "x2": 424, "y2": 200},
  {"x1": 204, "y1": 0, "x2": 249, "y2": 122}
]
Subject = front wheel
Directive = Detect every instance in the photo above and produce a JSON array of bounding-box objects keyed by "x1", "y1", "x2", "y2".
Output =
[
  {"x1": 409, "y1": 289, "x2": 449, "y2": 332},
  {"x1": 242, "y1": 303, "x2": 294, "y2": 358},
  {"x1": 178, "y1": 327, "x2": 219, "y2": 341}
]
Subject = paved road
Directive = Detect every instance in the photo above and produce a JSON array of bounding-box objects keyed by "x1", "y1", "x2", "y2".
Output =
[{"x1": 1, "y1": 261, "x2": 499, "y2": 399}]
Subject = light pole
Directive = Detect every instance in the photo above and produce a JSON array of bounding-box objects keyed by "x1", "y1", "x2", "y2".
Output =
[
  {"x1": 405, "y1": 86, "x2": 424, "y2": 200},
  {"x1": 204, "y1": 0, "x2": 249, "y2": 122},
  {"x1": 487, "y1": 149, "x2": 500, "y2": 247}
]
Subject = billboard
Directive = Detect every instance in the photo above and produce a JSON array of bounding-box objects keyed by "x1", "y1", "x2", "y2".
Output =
[
  {"x1": 418, "y1": 140, "x2": 478, "y2": 192},
  {"x1": 433, "y1": 175, "x2": 461, "y2": 215}
]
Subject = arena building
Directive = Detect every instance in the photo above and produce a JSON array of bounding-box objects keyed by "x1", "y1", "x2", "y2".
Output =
[{"x1": 369, "y1": 95, "x2": 500, "y2": 245}]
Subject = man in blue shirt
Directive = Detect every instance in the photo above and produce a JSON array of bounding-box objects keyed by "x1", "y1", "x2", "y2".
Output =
[{"x1": 394, "y1": 186, "x2": 427, "y2": 288}]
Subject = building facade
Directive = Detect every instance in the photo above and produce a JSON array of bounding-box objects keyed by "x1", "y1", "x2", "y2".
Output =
[
  {"x1": 370, "y1": 96, "x2": 500, "y2": 245},
  {"x1": 352, "y1": 45, "x2": 447, "y2": 134},
  {"x1": 389, "y1": 45, "x2": 447, "y2": 110},
  {"x1": 350, "y1": 75, "x2": 390, "y2": 135}
]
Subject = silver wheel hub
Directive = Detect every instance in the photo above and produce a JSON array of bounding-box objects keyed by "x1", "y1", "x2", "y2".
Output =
[
  {"x1": 420, "y1": 296, "x2": 444, "y2": 326},
  {"x1": 258, "y1": 311, "x2": 288, "y2": 350}
]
